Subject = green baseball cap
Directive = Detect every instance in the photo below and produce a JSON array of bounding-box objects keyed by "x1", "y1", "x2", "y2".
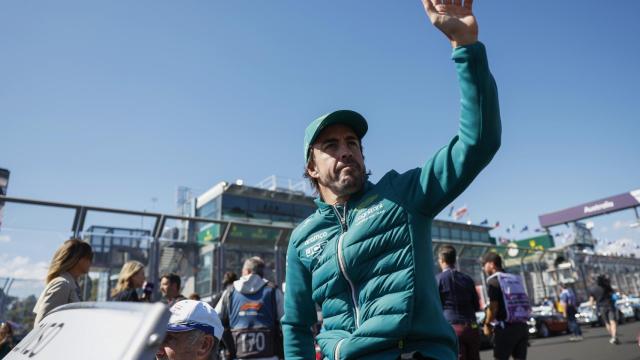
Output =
[{"x1": 304, "y1": 110, "x2": 368, "y2": 163}]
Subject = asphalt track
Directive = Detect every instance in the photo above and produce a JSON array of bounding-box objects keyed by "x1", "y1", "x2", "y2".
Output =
[{"x1": 479, "y1": 320, "x2": 640, "y2": 360}]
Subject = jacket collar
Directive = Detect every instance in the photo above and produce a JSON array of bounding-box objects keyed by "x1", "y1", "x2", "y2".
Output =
[
  {"x1": 233, "y1": 274, "x2": 268, "y2": 295},
  {"x1": 61, "y1": 271, "x2": 80, "y2": 289},
  {"x1": 313, "y1": 181, "x2": 374, "y2": 212}
]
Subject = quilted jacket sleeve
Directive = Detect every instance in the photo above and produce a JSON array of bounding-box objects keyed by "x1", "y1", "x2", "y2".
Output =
[
  {"x1": 281, "y1": 236, "x2": 318, "y2": 360},
  {"x1": 392, "y1": 42, "x2": 501, "y2": 217}
]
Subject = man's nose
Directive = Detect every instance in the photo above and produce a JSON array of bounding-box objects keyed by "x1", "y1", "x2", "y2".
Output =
[{"x1": 338, "y1": 143, "x2": 354, "y2": 160}]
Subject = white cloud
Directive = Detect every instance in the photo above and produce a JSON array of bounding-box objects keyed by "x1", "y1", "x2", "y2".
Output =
[
  {"x1": 613, "y1": 220, "x2": 633, "y2": 230},
  {"x1": 0, "y1": 253, "x2": 48, "y2": 281},
  {"x1": 0, "y1": 234, "x2": 10, "y2": 243}
]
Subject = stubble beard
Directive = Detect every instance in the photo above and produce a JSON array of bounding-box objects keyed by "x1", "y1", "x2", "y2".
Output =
[{"x1": 327, "y1": 164, "x2": 366, "y2": 198}]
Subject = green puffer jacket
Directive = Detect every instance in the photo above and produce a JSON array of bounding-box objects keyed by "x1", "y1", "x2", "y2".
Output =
[{"x1": 282, "y1": 42, "x2": 501, "y2": 360}]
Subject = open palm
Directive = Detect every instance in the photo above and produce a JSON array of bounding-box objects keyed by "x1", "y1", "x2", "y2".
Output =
[{"x1": 422, "y1": 0, "x2": 478, "y2": 47}]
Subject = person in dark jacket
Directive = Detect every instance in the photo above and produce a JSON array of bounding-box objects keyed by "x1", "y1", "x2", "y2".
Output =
[
  {"x1": 210, "y1": 271, "x2": 238, "y2": 308},
  {"x1": 436, "y1": 245, "x2": 481, "y2": 360},
  {"x1": 215, "y1": 257, "x2": 284, "y2": 360},
  {"x1": 111, "y1": 260, "x2": 146, "y2": 302},
  {"x1": 282, "y1": 1, "x2": 502, "y2": 359},
  {"x1": 482, "y1": 252, "x2": 530, "y2": 360},
  {"x1": 589, "y1": 275, "x2": 618, "y2": 344}
]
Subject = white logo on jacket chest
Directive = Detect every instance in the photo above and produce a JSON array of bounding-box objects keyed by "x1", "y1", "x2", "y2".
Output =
[
  {"x1": 303, "y1": 231, "x2": 329, "y2": 258},
  {"x1": 354, "y1": 203, "x2": 385, "y2": 226},
  {"x1": 304, "y1": 240, "x2": 327, "y2": 258},
  {"x1": 303, "y1": 231, "x2": 328, "y2": 246}
]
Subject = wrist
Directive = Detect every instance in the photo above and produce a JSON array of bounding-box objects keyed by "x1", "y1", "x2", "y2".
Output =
[{"x1": 450, "y1": 36, "x2": 478, "y2": 48}]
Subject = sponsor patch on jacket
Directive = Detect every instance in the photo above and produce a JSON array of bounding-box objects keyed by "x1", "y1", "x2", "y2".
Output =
[
  {"x1": 303, "y1": 231, "x2": 328, "y2": 246},
  {"x1": 239, "y1": 301, "x2": 263, "y2": 316},
  {"x1": 304, "y1": 241, "x2": 327, "y2": 258},
  {"x1": 354, "y1": 202, "x2": 385, "y2": 226},
  {"x1": 303, "y1": 231, "x2": 329, "y2": 258}
]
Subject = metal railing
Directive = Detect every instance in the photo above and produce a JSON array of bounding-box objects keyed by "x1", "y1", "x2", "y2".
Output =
[
  {"x1": 0, "y1": 195, "x2": 295, "y2": 300},
  {"x1": 2, "y1": 195, "x2": 640, "y2": 306}
]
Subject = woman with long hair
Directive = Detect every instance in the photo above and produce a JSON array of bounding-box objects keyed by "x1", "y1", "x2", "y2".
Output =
[
  {"x1": 111, "y1": 260, "x2": 146, "y2": 302},
  {"x1": 0, "y1": 321, "x2": 15, "y2": 358},
  {"x1": 33, "y1": 238, "x2": 93, "y2": 324}
]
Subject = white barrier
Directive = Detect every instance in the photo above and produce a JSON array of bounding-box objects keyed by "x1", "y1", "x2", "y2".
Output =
[{"x1": 6, "y1": 302, "x2": 169, "y2": 360}]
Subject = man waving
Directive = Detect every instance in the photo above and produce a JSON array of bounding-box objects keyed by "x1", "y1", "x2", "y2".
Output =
[{"x1": 283, "y1": 1, "x2": 501, "y2": 359}]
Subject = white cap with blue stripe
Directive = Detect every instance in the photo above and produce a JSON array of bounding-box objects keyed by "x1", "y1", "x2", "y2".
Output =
[{"x1": 167, "y1": 300, "x2": 224, "y2": 340}]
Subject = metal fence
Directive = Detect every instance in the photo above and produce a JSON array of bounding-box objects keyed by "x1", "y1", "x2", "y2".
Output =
[
  {"x1": 434, "y1": 240, "x2": 640, "y2": 305},
  {"x1": 2, "y1": 195, "x2": 640, "y2": 310}
]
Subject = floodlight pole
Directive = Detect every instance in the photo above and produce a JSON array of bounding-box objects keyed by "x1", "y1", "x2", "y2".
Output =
[
  {"x1": 519, "y1": 249, "x2": 530, "y2": 297},
  {"x1": 149, "y1": 215, "x2": 166, "y2": 301},
  {"x1": 72, "y1": 207, "x2": 86, "y2": 238},
  {"x1": 535, "y1": 251, "x2": 548, "y2": 299}
]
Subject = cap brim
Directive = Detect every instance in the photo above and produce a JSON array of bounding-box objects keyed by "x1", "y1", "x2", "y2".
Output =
[
  {"x1": 167, "y1": 324, "x2": 195, "y2": 333},
  {"x1": 167, "y1": 322, "x2": 219, "y2": 339},
  {"x1": 313, "y1": 110, "x2": 368, "y2": 144}
]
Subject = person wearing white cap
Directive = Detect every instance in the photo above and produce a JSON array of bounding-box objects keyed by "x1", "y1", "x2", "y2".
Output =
[{"x1": 156, "y1": 300, "x2": 224, "y2": 360}]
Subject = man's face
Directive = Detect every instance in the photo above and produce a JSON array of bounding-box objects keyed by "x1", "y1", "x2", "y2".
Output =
[
  {"x1": 156, "y1": 332, "x2": 197, "y2": 360},
  {"x1": 156, "y1": 331, "x2": 215, "y2": 360},
  {"x1": 307, "y1": 124, "x2": 366, "y2": 200},
  {"x1": 160, "y1": 278, "x2": 177, "y2": 298},
  {"x1": 483, "y1": 262, "x2": 496, "y2": 276},
  {"x1": 437, "y1": 257, "x2": 447, "y2": 271}
]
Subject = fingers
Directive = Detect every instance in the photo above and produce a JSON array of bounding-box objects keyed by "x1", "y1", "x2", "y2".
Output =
[
  {"x1": 438, "y1": 0, "x2": 464, "y2": 4},
  {"x1": 440, "y1": 0, "x2": 470, "y2": 7},
  {"x1": 431, "y1": 0, "x2": 470, "y2": 9},
  {"x1": 422, "y1": 0, "x2": 436, "y2": 13}
]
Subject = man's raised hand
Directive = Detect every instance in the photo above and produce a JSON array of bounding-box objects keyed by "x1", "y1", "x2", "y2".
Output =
[{"x1": 421, "y1": 0, "x2": 478, "y2": 48}]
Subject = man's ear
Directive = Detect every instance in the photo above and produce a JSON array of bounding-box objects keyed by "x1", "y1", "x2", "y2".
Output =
[
  {"x1": 195, "y1": 335, "x2": 214, "y2": 359},
  {"x1": 306, "y1": 157, "x2": 319, "y2": 179}
]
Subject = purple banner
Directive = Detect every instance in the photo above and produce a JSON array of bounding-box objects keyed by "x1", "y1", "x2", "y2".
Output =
[{"x1": 539, "y1": 189, "x2": 640, "y2": 228}]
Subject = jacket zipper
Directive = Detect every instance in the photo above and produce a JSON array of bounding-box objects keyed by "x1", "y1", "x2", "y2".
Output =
[
  {"x1": 333, "y1": 203, "x2": 361, "y2": 330},
  {"x1": 334, "y1": 338, "x2": 345, "y2": 360}
]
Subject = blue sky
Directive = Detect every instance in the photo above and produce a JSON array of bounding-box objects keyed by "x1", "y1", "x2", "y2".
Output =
[{"x1": 1, "y1": 1, "x2": 639, "y2": 296}]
